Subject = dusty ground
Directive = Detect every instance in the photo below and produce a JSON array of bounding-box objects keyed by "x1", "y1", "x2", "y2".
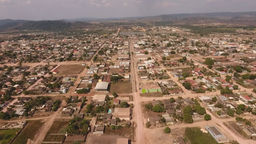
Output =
[
  {"x1": 56, "y1": 65, "x2": 85, "y2": 75},
  {"x1": 110, "y1": 82, "x2": 132, "y2": 93},
  {"x1": 86, "y1": 134, "x2": 127, "y2": 144}
]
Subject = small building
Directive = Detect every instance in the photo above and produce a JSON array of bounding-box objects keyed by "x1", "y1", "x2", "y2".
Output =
[
  {"x1": 205, "y1": 126, "x2": 229, "y2": 143},
  {"x1": 93, "y1": 125, "x2": 104, "y2": 134},
  {"x1": 112, "y1": 108, "x2": 131, "y2": 120},
  {"x1": 95, "y1": 82, "x2": 109, "y2": 92}
]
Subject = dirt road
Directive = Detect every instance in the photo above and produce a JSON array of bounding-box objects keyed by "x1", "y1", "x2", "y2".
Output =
[
  {"x1": 130, "y1": 40, "x2": 146, "y2": 144},
  {"x1": 32, "y1": 99, "x2": 66, "y2": 144}
]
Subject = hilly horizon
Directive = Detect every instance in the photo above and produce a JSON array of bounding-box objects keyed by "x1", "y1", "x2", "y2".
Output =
[{"x1": 1, "y1": 11, "x2": 256, "y2": 32}]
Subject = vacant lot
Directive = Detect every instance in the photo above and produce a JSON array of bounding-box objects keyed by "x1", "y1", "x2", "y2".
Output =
[
  {"x1": 185, "y1": 127, "x2": 218, "y2": 144},
  {"x1": 12, "y1": 120, "x2": 44, "y2": 144},
  {"x1": 110, "y1": 82, "x2": 132, "y2": 93},
  {"x1": 86, "y1": 134, "x2": 126, "y2": 144},
  {"x1": 43, "y1": 135, "x2": 65, "y2": 142},
  {"x1": 48, "y1": 120, "x2": 69, "y2": 133},
  {"x1": 42, "y1": 120, "x2": 69, "y2": 143},
  {"x1": 225, "y1": 122, "x2": 249, "y2": 139},
  {"x1": 140, "y1": 92, "x2": 163, "y2": 97},
  {"x1": 56, "y1": 65, "x2": 85, "y2": 75},
  {"x1": 0, "y1": 129, "x2": 21, "y2": 144},
  {"x1": 105, "y1": 126, "x2": 134, "y2": 141}
]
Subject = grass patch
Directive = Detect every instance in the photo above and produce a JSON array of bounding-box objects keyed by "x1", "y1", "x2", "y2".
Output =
[
  {"x1": 0, "y1": 129, "x2": 21, "y2": 144},
  {"x1": 185, "y1": 127, "x2": 218, "y2": 144},
  {"x1": 43, "y1": 135, "x2": 65, "y2": 142},
  {"x1": 48, "y1": 120, "x2": 69, "y2": 133},
  {"x1": 12, "y1": 120, "x2": 44, "y2": 144},
  {"x1": 110, "y1": 82, "x2": 132, "y2": 93}
]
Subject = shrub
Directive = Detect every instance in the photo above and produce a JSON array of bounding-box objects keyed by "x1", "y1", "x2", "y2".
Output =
[
  {"x1": 164, "y1": 127, "x2": 171, "y2": 133},
  {"x1": 204, "y1": 114, "x2": 211, "y2": 121}
]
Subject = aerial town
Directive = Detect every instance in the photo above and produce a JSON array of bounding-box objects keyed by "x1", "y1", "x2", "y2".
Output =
[{"x1": 0, "y1": 23, "x2": 256, "y2": 144}]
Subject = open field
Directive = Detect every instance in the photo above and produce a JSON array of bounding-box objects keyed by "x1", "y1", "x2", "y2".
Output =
[
  {"x1": 47, "y1": 120, "x2": 69, "y2": 133},
  {"x1": 12, "y1": 120, "x2": 44, "y2": 144},
  {"x1": 184, "y1": 127, "x2": 218, "y2": 144},
  {"x1": 56, "y1": 65, "x2": 85, "y2": 75},
  {"x1": 105, "y1": 126, "x2": 135, "y2": 141},
  {"x1": 140, "y1": 92, "x2": 163, "y2": 97},
  {"x1": 224, "y1": 122, "x2": 249, "y2": 139},
  {"x1": 0, "y1": 129, "x2": 21, "y2": 144},
  {"x1": 110, "y1": 82, "x2": 132, "y2": 93},
  {"x1": 86, "y1": 134, "x2": 127, "y2": 144},
  {"x1": 43, "y1": 135, "x2": 65, "y2": 142}
]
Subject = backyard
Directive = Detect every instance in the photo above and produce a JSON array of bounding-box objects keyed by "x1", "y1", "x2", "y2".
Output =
[{"x1": 0, "y1": 129, "x2": 21, "y2": 144}]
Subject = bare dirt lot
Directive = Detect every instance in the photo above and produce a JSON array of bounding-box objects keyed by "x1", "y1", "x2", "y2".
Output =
[
  {"x1": 110, "y1": 82, "x2": 132, "y2": 93},
  {"x1": 56, "y1": 65, "x2": 85, "y2": 75},
  {"x1": 86, "y1": 134, "x2": 127, "y2": 144}
]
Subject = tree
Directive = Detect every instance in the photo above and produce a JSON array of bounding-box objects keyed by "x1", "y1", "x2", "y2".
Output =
[
  {"x1": 146, "y1": 122, "x2": 151, "y2": 128},
  {"x1": 183, "y1": 114, "x2": 193, "y2": 123},
  {"x1": 170, "y1": 98, "x2": 175, "y2": 103},
  {"x1": 233, "y1": 85, "x2": 238, "y2": 90},
  {"x1": 194, "y1": 105, "x2": 206, "y2": 115},
  {"x1": 93, "y1": 74, "x2": 99, "y2": 79},
  {"x1": 204, "y1": 58, "x2": 215, "y2": 66},
  {"x1": 236, "y1": 109, "x2": 243, "y2": 115},
  {"x1": 77, "y1": 88, "x2": 89, "y2": 94},
  {"x1": 227, "y1": 109, "x2": 235, "y2": 117},
  {"x1": 204, "y1": 114, "x2": 211, "y2": 121},
  {"x1": 164, "y1": 127, "x2": 171, "y2": 133},
  {"x1": 236, "y1": 117, "x2": 243, "y2": 122},
  {"x1": 152, "y1": 105, "x2": 164, "y2": 112},
  {"x1": 212, "y1": 97, "x2": 217, "y2": 102},
  {"x1": 113, "y1": 92, "x2": 118, "y2": 98},
  {"x1": 182, "y1": 82, "x2": 191, "y2": 90},
  {"x1": 237, "y1": 104, "x2": 246, "y2": 111},
  {"x1": 183, "y1": 106, "x2": 193, "y2": 115},
  {"x1": 120, "y1": 102, "x2": 129, "y2": 108},
  {"x1": 162, "y1": 57, "x2": 166, "y2": 60},
  {"x1": 145, "y1": 103, "x2": 153, "y2": 110},
  {"x1": 208, "y1": 65, "x2": 212, "y2": 69},
  {"x1": 144, "y1": 51, "x2": 148, "y2": 54}
]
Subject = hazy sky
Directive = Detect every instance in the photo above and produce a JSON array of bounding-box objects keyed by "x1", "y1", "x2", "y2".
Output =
[{"x1": 0, "y1": 0, "x2": 256, "y2": 20}]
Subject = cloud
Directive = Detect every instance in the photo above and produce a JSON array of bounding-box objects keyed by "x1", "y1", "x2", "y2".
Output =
[
  {"x1": 0, "y1": 0, "x2": 11, "y2": 4},
  {"x1": 160, "y1": 1, "x2": 177, "y2": 8},
  {"x1": 89, "y1": 0, "x2": 101, "y2": 7},
  {"x1": 26, "y1": 0, "x2": 31, "y2": 5},
  {"x1": 124, "y1": 2, "x2": 128, "y2": 7}
]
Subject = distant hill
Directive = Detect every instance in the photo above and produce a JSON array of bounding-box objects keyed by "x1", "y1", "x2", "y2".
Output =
[{"x1": 1, "y1": 11, "x2": 256, "y2": 32}]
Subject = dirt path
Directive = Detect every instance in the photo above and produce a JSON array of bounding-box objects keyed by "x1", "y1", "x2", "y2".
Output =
[
  {"x1": 130, "y1": 40, "x2": 146, "y2": 144},
  {"x1": 32, "y1": 99, "x2": 66, "y2": 144}
]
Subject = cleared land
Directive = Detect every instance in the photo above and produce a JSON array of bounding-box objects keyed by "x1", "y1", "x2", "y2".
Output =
[
  {"x1": 47, "y1": 120, "x2": 69, "y2": 133},
  {"x1": 42, "y1": 120, "x2": 69, "y2": 143},
  {"x1": 185, "y1": 127, "x2": 218, "y2": 144},
  {"x1": 12, "y1": 120, "x2": 44, "y2": 144},
  {"x1": 56, "y1": 65, "x2": 85, "y2": 75},
  {"x1": 0, "y1": 129, "x2": 21, "y2": 144},
  {"x1": 105, "y1": 126, "x2": 135, "y2": 141},
  {"x1": 224, "y1": 122, "x2": 249, "y2": 139},
  {"x1": 110, "y1": 82, "x2": 132, "y2": 93}
]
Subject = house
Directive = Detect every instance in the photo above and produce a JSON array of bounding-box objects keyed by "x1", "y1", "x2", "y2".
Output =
[
  {"x1": 113, "y1": 99, "x2": 120, "y2": 105},
  {"x1": 205, "y1": 126, "x2": 229, "y2": 143},
  {"x1": 112, "y1": 108, "x2": 131, "y2": 120},
  {"x1": 93, "y1": 125, "x2": 104, "y2": 134},
  {"x1": 95, "y1": 82, "x2": 109, "y2": 92},
  {"x1": 62, "y1": 108, "x2": 74, "y2": 115}
]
